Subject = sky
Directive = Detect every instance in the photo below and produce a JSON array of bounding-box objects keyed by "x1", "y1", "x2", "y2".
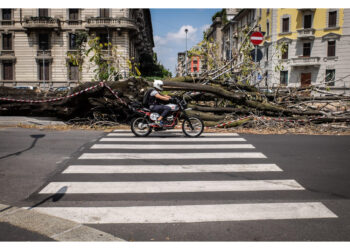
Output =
[{"x1": 150, "y1": 9, "x2": 221, "y2": 76}]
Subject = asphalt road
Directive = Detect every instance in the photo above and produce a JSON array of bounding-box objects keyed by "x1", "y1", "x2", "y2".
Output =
[{"x1": 1, "y1": 127, "x2": 349, "y2": 241}]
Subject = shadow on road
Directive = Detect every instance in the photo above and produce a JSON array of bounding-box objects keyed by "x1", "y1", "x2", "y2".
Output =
[
  {"x1": 28, "y1": 186, "x2": 67, "y2": 210},
  {"x1": 0, "y1": 134, "x2": 45, "y2": 160}
]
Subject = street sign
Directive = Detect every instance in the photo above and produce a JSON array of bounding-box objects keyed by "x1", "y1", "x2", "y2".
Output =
[
  {"x1": 250, "y1": 48, "x2": 263, "y2": 62},
  {"x1": 250, "y1": 32, "x2": 264, "y2": 45}
]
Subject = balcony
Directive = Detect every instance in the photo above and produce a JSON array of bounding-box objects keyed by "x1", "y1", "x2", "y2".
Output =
[
  {"x1": 67, "y1": 20, "x2": 83, "y2": 26},
  {"x1": 0, "y1": 50, "x2": 15, "y2": 56},
  {"x1": 0, "y1": 20, "x2": 15, "y2": 26},
  {"x1": 297, "y1": 8, "x2": 316, "y2": 12},
  {"x1": 297, "y1": 28, "x2": 315, "y2": 39},
  {"x1": 85, "y1": 17, "x2": 138, "y2": 31},
  {"x1": 0, "y1": 50, "x2": 16, "y2": 61},
  {"x1": 290, "y1": 57, "x2": 320, "y2": 67},
  {"x1": 23, "y1": 17, "x2": 61, "y2": 34},
  {"x1": 36, "y1": 50, "x2": 53, "y2": 62}
]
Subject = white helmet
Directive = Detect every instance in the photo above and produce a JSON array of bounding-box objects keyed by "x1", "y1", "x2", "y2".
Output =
[{"x1": 153, "y1": 80, "x2": 164, "y2": 91}]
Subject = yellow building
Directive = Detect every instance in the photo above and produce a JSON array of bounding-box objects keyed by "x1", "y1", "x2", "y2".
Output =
[{"x1": 257, "y1": 8, "x2": 349, "y2": 92}]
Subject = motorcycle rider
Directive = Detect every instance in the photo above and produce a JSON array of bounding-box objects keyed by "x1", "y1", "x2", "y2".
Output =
[{"x1": 147, "y1": 80, "x2": 172, "y2": 127}]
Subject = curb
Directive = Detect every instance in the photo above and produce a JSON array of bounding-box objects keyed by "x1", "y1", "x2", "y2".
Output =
[
  {"x1": 0, "y1": 116, "x2": 66, "y2": 126},
  {"x1": 0, "y1": 203, "x2": 125, "y2": 241}
]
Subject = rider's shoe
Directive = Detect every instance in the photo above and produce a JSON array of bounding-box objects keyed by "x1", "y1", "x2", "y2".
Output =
[{"x1": 155, "y1": 120, "x2": 164, "y2": 127}]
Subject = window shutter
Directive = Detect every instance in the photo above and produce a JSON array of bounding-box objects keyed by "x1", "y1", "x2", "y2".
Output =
[
  {"x1": 39, "y1": 9, "x2": 49, "y2": 17},
  {"x1": 69, "y1": 9, "x2": 79, "y2": 20},
  {"x1": 282, "y1": 18, "x2": 289, "y2": 33},
  {"x1": 2, "y1": 34, "x2": 12, "y2": 50},
  {"x1": 2, "y1": 9, "x2": 12, "y2": 20},
  {"x1": 304, "y1": 15, "x2": 312, "y2": 29},
  {"x1": 3, "y1": 63, "x2": 13, "y2": 80},
  {"x1": 328, "y1": 11, "x2": 337, "y2": 27},
  {"x1": 327, "y1": 41, "x2": 336, "y2": 57}
]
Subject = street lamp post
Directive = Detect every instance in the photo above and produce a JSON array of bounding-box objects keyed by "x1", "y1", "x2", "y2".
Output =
[{"x1": 185, "y1": 28, "x2": 188, "y2": 76}]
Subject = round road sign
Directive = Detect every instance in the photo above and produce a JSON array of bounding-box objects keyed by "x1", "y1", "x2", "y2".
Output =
[{"x1": 250, "y1": 32, "x2": 264, "y2": 46}]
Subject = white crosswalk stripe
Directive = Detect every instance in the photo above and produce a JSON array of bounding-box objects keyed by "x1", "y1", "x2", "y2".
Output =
[
  {"x1": 63, "y1": 164, "x2": 281, "y2": 173},
  {"x1": 31, "y1": 130, "x2": 338, "y2": 226},
  {"x1": 100, "y1": 137, "x2": 246, "y2": 142},
  {"x1": 38, "y1": 180, "x2": 304, "y2": 194},
  {"x1": 27, "y1": 202, "x2": 337, "y2": 224},
  {"x1": 79, "y1": 152, "x2": 266, "y2": 159},
  {"x1": 107, "y1": 133, "x2": 239, "y2": 137},
  {"x1": 91, "y1": 144, "x2": 254, "y2": 149}
]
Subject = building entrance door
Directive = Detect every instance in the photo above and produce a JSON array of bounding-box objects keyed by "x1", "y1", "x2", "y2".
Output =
[{"x1": 301, "y1": 73, "x2": 311, "y2": 87}]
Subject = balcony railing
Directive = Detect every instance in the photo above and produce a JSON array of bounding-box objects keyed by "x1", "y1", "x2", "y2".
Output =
[
  {"x1": 290, "y1": 56, "x2": 320, "y2": 67},
  {"x1": 0, "y1": 50, "x2": 15, "y2": 56},
  {"x1": 297, "y1": 28, "x2": 316, "y2": 39},
  {"x1": 0, "y1": 20, "x2": 15, "y2": 26},
  {"x1": 67, "y1": 20, "x2": 83, "y2": 26},
  {"x1": 23, "y1": 17, "x2": 60, "y2": 29},
  {"x1": 86, "y1": 17, "x2": 138, "y2": 30},
  {"x1": 37, "y1": 50, "x2": 52, "y2": 57}
]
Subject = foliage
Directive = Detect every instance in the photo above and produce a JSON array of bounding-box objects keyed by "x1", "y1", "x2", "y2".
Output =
[
  {"x1": 211, "y1": 9, "x2": 228, "y2": 24},
  {"x1": 67, "y1": 31, "x2": 88, "y2": 82},
  {"x1": 138, "y1": 53, "x2": 172, "y2": 79},
  {"x1": 85, "y1": 36, "x2": 125, "y2": 81}
]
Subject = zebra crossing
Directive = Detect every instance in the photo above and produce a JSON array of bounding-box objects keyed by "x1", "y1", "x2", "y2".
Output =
[{"x1": 24, "y1": 129, "x2": 337, "y2": 233}]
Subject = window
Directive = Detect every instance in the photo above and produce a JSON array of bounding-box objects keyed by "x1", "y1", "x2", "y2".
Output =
[
  {"x1": 2, "y1": 9, "x2": 11, "y2": 20},
  {"x1": 68, "y1": 62, "x2": 79, "y2": 81},
  {"x1": 266, "y1": 21, "x2": 270, "y2": 36},
  {"x1": 38, "y1": 61, "x2": 50, "y2": 80},
  {"x1": 2, "y1": 62, "x2": 13, "y2": 80},
  {"x1": 304, "y1": 15, "x2": 312, "y2": 29},
  {"x1": 69, "y1": 9, "x2": 79, "y2": 20},
  {"x1": 325, "y1": 69, "x2": 335, "y2": 86},
  {"x1": 282, "y1": 17, "x2": 289, "y2": 33},
  {"x1": 100, "y1": 9, "x2": 110, "y2": 18},
  {"x1": 2, "y1": 34, "x2": 12, "y2": 50},
  {"x1": 39, "y1": 33, "x2": 49, "y2": 50},
  {"x1": 327, "y1": 41, "x2": 336, "y2": 57},
  {"x1": 39, "y1": 9, "x2": 49, "y2": 17},
  {"x1": 328, "y1": 11, "x2": 337, "y2": 27},
  {"x1": 97, "y1": 33, "x2": 108, "y2": 49},
  {"x1": 69, "y1": 33, "x2": 77, "y2": 50},
  {"x1": 303, "y1": 42, "x2": 311, "y2": 57},
  {"x1": 282, "y1": 44, "x2": 288, "y2": 59},
  {"x1": 280, "y1": 71, "x2": 288, "y2": 85}
]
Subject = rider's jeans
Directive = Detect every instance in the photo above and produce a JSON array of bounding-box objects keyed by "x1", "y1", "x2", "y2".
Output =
[{"x1": 150, "y1": 105, "x2": 171, "y2": 118}]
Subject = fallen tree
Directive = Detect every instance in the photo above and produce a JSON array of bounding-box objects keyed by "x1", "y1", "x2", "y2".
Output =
[{"x1": 0, "y1": 77, "x2": 349, "y2": 131}]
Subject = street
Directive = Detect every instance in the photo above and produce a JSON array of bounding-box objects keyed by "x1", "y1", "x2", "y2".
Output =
[{"x1": 0, "y1": 128, "x2": 349, "y2": 241}]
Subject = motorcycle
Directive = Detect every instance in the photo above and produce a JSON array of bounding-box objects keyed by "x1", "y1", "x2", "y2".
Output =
[{"x1": 129, "y1": 96, "x2": 204, "y2": 137}]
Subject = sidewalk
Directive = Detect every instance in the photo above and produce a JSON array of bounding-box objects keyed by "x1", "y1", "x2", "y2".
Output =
[
  {"x1": 0, "y1": 203, "x2": 124, "y2": 241},
  {"x1": 0, "y1": 116, "x2": 65, "y2": 126}
]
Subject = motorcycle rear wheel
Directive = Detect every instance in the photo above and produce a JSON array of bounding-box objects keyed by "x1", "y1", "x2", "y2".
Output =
[
  {"x1": 182, "y1": 117, "x2": 204, "y2": 137},
  {"x1": 131, "y1": 117, "x2": 152, "y2": 137}
]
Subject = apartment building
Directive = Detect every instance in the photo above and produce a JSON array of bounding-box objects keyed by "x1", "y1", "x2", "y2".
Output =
[
  {"x1": 176, "y1": 50, "x2": 203, "y2": 77},
  {"x1": 0, "y1": 8, "x2": 154, "y2": 89},
  {"x1": 257, "y1": 9, "x2": 350, "y2": 92}
]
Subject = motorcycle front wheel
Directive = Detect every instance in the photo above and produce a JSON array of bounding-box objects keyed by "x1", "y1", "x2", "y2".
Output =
[
  {"x1": 131, "y1": 117, "x2": 152, "y2": 137},
  {"x1": 182, "y1": 116, "x2": 204, "y2": 137}
]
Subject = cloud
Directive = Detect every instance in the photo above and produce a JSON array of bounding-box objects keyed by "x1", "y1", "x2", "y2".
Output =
[
  {"x1": 166, "y1": 25, "x2": 198, "y2": 43},
  {"x1": 154, "y1": 35, "x2": 167, "y2": 46},
  {"x1": 154, "y1": 25, "x2": 198, "y2": 47},
  {"x1": 200, "y1": 24, "x2": 210, "y2": 33},
  {"x1": 153, "y1": 25, "x2": 202, "y2": 76}
]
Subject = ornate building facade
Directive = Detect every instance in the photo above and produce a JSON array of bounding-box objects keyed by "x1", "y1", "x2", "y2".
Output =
[{"x1": 0, "y1": 8, "x2": 154, "y2": 89}]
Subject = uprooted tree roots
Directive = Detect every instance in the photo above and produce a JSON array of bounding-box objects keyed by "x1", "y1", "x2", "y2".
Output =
[{"x1": 0, "y1": 77, "x2": 349, "y2": 132}]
